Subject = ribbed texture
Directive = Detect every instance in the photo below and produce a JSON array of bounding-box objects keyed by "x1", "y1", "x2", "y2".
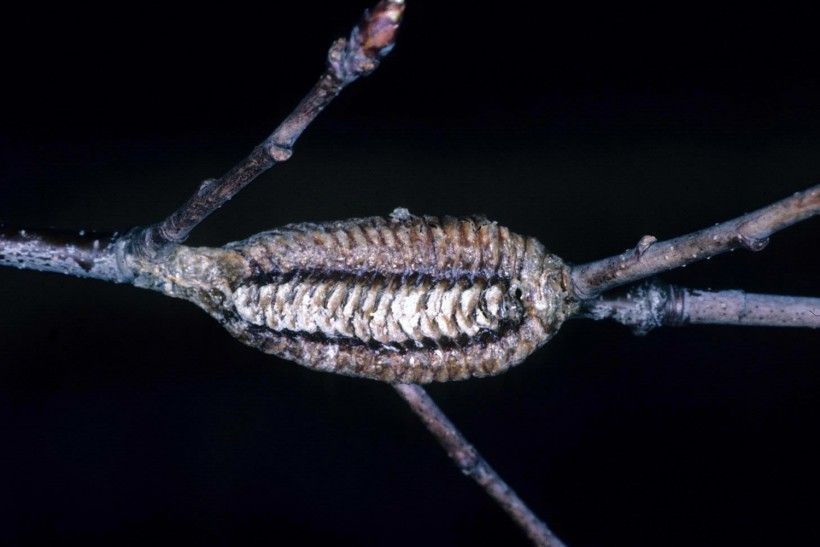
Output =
[
  {"x1": 232, "y1": 211, "x2": 525, "y2": 281},
  {"x1": 223, "y1": 210, "x2": 572, "y2": 382},
  {"x1": 233, "y1": 272, "x2": 519, "y2": 348}
]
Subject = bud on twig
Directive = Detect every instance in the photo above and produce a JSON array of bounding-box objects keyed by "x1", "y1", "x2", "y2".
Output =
[{"x1": 329, "y1": 0, "x2": 405, "y2": 82}]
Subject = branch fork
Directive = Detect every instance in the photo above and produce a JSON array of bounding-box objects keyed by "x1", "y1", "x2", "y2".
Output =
[
  {"x1": 2, "y1": 2, "x2": 818, "y2": 545},
  {"x1": 2, "y1": 3, "x2": 564, "y2": 545}
]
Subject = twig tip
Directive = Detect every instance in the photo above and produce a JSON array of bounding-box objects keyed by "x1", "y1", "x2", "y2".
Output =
[
  {"x1": 329, "y1": 0, "x2": 405, "y2": 82},
  {"x1": 360, "y1": 0, "x2": 405, "y2": 54}
]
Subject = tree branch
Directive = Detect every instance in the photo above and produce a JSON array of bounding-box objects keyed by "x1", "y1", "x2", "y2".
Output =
[
  {"x1": 578, "y1": 280, "x2": 820, "y2": 334},
  {"x1": 570, "y1": 184, "x2": 820, "y2": 299},
  {"x1": 131, "y1": 0, "x2": 405, "y2": 256},
  {"x1": 0, "y1": 225, "x2": 130, "y2": 283},
  {"x1": 394, "y1": 383, "x2": 566, "y2": 547}
]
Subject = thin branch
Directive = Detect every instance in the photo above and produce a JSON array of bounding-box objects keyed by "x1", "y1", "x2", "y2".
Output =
[
  {"x1": 131, "y1": 0, "x2": 405, "y2": 255},
  {"x1": 0, "y1": 1, "x2": 405, "y2": 278},
  {"x1": 578, "y1": 280, "x2": 820, "y2": 334},
  {"x1": 130, "y1": 3, "x2": 565, "y2": 541},
  {"x1": 0, "y1": 225, "x2": 129, "y2": 283},
  {"x1": 394, "y1": 383, "x2": 566, "y2": 547},
  {"x1": 570, "y1": 184, "x2": 820, "y2": 299}
]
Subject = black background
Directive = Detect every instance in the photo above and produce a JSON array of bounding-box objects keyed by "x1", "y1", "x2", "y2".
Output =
[{"x1": 1, "y1": 2, "x2": 819, "y2": 546}]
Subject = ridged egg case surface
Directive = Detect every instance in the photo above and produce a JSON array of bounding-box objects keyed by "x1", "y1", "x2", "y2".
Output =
[{"x1": 226, "y1": 209, "x2": 573, "y2": 383}]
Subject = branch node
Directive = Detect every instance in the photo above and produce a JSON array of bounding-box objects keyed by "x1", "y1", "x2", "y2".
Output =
[
  {"x1": 663, "y1": 284, "x2": 687, "y2": 326},
  {"x1": 196, "y1": 177, "x2": 219, "y2": 195},
  {"x1": 453, "y1": 446, "x2": 480, "y2": 476},
  {"x1": 634, "y1": 234, "x2": 657, "y2": 258},
  {"x1": 267, "y1": 143, "x2": 293, "y2": 162},
  {"x1": 736, "y1": 233, "x2": 769, "y2": 251}
]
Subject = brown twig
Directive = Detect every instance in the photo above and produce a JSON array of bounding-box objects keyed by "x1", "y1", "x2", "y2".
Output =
[
  {"x1": 0, "y1": 7, "x2": 563, "y2": 542},
  {"x1": 394, "y1": 383, "x2": 566, "y2": 547},
  {"x1": 570, "y1": 184, "x2": 820, "y2": 299},
  {"x1": 131, "y1": 0, "x2": 405, "y2": 256},
  {"x1": 127, "y1": 2, "x2": 563, "y2": 543},
  {"x1": 131, "y1": 1, "x2": 565, "y2": 539},
  {"x1": 3, "y1": 3, "x2": 813, "y2": 544},
  {"x1": 578, "y1": 280, "x2": 820, "y2": 334},
  {"x1": 0, "y1": 225, "x2": 128, "y2": 283}
]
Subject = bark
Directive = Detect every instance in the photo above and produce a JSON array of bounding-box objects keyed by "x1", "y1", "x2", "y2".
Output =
[
  {"x1": 579, "y1": 280, "x2": 820, "y2": 334},
  {"x1": 394, "y1": 383, "x2": 566, "y2": 547},
  {"x1": 0, "y1": 225, "x2": 129, "y2": 283},
  {"x1": 570, "y1": 185, "x2": 820, "y2": 299},
  {"x1": 131, "y1": 0, "x2": 405, "y2": 255}
]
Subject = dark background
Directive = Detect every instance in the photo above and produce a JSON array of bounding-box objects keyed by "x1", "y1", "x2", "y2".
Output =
[{"x1": 1, "y1": 2, "x2": 819, "y2": 545}]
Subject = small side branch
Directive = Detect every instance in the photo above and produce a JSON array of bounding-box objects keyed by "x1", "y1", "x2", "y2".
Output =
[
  {"x1": 579, "y1": 280, "x2": 820, "y2": 334},
  {"x1": 571, "y1": 184, "x2": 820, "y2": 299},
  {"x1": 0, "y1": 225, "x2": 129, "y2": 283},
  {"x1": 133, "y1": 0, "x2": 405, "y2": 255},
  {"x1": 394, "y1": 383, "x2": 566, "y2": 547}
]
